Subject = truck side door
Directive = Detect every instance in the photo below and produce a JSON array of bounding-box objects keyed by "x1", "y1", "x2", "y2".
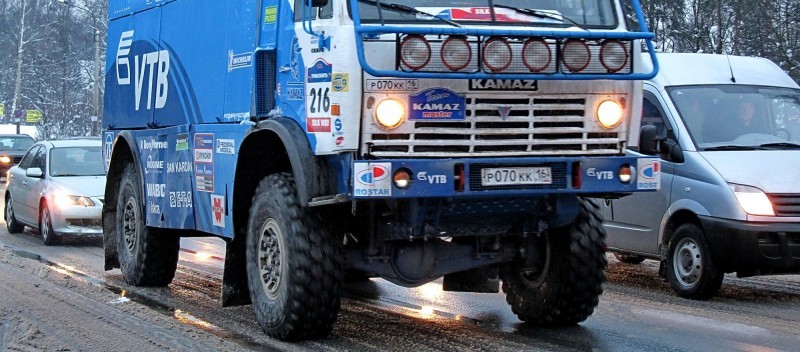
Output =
[{"x1": 605, "y1": 88, "x2": 677, "y2": 255}]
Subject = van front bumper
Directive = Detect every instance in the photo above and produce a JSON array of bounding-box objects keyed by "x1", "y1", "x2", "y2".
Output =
[{"x1": 700, "y1": 216, "x2": 800, "y2": 276}]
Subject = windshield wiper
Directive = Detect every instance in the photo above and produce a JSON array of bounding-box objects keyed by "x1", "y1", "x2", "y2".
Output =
[
  {"x1": 357, "y1": 0, "x2": 461, "y2": 27},
  {"x1": 493, "y1": 4, "x2": 586, "y2": 30},
  {"x1": 758, "y1": 142, "x2": 800, "y2": 149},
  {"x1": 703, "y1": 145, "x2": 761, "y2": 151}
]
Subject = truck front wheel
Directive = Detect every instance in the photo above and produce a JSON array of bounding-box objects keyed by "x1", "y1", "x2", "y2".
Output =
[
  {"x1": 245, "y1": 172, "x2": 342, "y2": 341},
  {"x1": 500, "y1": 198, "x2": 607, "y2": 326},
  {"x1": 115, "y1": 164, "x2": 180, "y2": 286}
]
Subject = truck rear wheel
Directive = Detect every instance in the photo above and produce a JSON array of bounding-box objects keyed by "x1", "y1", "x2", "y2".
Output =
[
  {"x1": 115, "y1": 164, "x2": 180, "y2": 286},
  {"x1": 245, "y1": 173, "x2": 342, "y2": 341},
  {"x1": 500, "y1": 198, "x2": 607, "y2": 326}
]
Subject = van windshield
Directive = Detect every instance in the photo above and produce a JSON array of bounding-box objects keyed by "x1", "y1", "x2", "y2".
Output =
[
  {"x1": 668, "y1": 85, "x2": 800, "y2": 150},
  {"x1": 350, "y1": 0, "x2": 617, "y2": 28}
]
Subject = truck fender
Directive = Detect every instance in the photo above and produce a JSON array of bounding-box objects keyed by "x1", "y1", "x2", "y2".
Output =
[{"x1": 103, "y1": 131, "x2": 144, "y2": 270}]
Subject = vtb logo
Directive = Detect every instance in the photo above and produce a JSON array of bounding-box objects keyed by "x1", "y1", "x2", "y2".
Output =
[{"x1": 116, "y1": 30, "x2": 170, "y2": 111}]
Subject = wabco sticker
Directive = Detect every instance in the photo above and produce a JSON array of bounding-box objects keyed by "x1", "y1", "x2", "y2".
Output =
[
  {"x1": 307, "y1": 59, "x2": 332, "y2": 83},
  {"x1": 637, "y1": 159, "x2": 661, "y2": 190},
  {"x1": 332, "y1": 73, "x2": 349, "y2": 92},
  {"x1": 353, "y1": 162, "x2": 392, "y2": 197},
  {"x1": 365, "y1": 79, "x2": 419, "y2": 92},
  {"x1": 409, "y1": 88, "x2": 465, "y2": 120},
  {"x1": 469, "y1": 79, "x2": 538, "y2": 91},
  {"x1": 211, "y1": 194, "x2": 225, "y2": 227}
]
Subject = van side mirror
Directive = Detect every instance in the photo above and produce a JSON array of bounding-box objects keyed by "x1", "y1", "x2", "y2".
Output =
[
  {"x1": 639, "y1": 125, "x2": 661, "y2": 155},
  {"x1": 663, "y1": 139, "x2": 685, "y2": 163},
  {"x1": 310, "y1": 0, "x2": 328, "y2": 7}
]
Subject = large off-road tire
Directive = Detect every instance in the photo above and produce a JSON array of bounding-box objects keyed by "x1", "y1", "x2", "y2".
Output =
[
  {"x1": 39, "y1": 203, "x2": 59, "y2": 246},
  {"x1": 5, "y1": 195, "x2": 25, "y2": 233},
  {"x1": 245, "y1": 172, "x2": 343, "y2": 341},
  {"x1": 115, "y1": 164, "x2": 180, "y2": 286},
  {"x1": 500, "y1": 198, "x2": 607, "y2": 326},
  {"x1": 666, "y1": 223, "x2": 723, "y2": 299},
  {"x1": 614, "y1": 252, "x2": 646, "y2": 265}
]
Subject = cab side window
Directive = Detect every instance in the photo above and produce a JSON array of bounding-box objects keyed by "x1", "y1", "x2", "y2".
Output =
[
  {"x1": 294, "y1": 0, "x2": 334, "y2": 21},
  {"x1": 17, "y1": 145, "x2": 39, "y2": 170}
]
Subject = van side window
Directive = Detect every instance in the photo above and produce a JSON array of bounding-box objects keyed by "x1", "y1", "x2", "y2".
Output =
[{"x1": 641, "y1": 93, "x2": 677, "y2": 142}]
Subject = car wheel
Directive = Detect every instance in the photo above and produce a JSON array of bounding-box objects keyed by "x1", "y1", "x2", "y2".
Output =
[
  {"x1": 666, "y1": 223, "x2": 723, "y2": 299},
  {"x1": 245, "y1": 172, "x2": 343, "y2": 341},
  {"x1": 500, "y1": 198, "x2": 607, "y2": 326},
  {"x1": 116, "y1": 164, "x2": 180, "y2": 286},
  {"x1": 614, "y1": 252, "x2": 646, "y2": 264},
  {"x1": 5, "y1": 195, "x2": 25, "y2": 233},
  {"x1": 40, "y1": 203, "x2": 59, "y2": 246}
]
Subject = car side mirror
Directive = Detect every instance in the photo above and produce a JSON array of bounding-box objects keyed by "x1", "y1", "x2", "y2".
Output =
[
  {"x1": 639, "y1": 125, "x2": 662, "y2": 155},
  {"x1": 26, "y1": 167, "x2": 43, "y2": 178}
]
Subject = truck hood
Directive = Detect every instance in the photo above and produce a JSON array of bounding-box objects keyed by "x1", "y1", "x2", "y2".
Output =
[{"x1": 699, "y1": 151, "x2": 800, "y2": 193}]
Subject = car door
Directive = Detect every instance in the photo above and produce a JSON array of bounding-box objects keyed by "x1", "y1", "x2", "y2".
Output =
[
  {"x1": 605, "y1": 88, "x2": 679, "y2": 255},
  {"x1": 13, "y1": 145, "x2": 43, "y2": 225}
]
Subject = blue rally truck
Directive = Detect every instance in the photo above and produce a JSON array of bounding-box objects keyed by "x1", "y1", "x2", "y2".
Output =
[{"x1": 103, "y1": 0, "x2": 660, "y2": 341}]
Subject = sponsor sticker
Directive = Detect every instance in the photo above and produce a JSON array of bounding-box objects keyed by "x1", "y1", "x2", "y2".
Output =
[
  {"x1": 175, "y1": 133, "x2": 189, "y2": 151},
  {"x1": 264, "y1": 6, "x2": 277, "y2": 24},
  {"x1": 194, "y1": 133, "x2": 214, "y2": 192},
  {"x1": 169, "y1": 191, "x2": 193, "y2": 208},
  {"x1": 307, "y1": 59, "x2": 332, "y2": 83},
  {"x1": 353, "y1": 162, "x2": 392, "y2": 197},
  {"x1": 211, "y1": 194, "x2": 225, "y2": 227},
  {"x1": 216, "y1": 139, "x2": 235, "y2": 154},
  {"x1": 332, "y1": 73, "x2": 349, "y2": 92},
  {"x1": 636, "y1": 159, "x2": 661, "y2": 190},
  {"x1": 228, "y1": 50, "x2": 252, "y2": 72},
  {"x1": 307, "y1": 117, "x2": 332, "y2": 133},
  {"x1": 104, "y1": 132, "x2": 114, "y2": 169},
  {"x1": 408, "y1": 88, "x2": 465, "y2": 120}
]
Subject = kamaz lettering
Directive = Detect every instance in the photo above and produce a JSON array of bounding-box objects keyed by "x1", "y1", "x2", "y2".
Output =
[{"x1": 412, "y1": 103, "x2": 460, "y2": 111}]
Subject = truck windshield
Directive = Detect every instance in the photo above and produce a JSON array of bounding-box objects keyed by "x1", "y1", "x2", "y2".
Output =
[
  {"x1": 350, "y1": 0, "x2": 618, "y2": 28},
  {"x1": 668, "y1": 85, "x2": 800, "y2": 150}
]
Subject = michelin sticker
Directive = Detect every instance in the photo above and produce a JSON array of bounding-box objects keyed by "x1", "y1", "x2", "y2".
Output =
[
  {"x1": 353, "y1": 162, "x2": 392, "y2": 197},
  {"x1": 409, "y1": 88, "x2": 465, "y2": 120},
  {"x1": 636, "y1": 159, "x2": 661, "y2": 190}
]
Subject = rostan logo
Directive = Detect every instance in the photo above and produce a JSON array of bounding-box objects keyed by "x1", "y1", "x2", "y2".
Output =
[{"x1": 356, "y1": 165, "x2": 389, "y2": 185}]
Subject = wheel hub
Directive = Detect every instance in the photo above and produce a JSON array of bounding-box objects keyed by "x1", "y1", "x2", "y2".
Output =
[
  {"x1": 258, "y1": 218, "x2": 284, "y2": 300},
  {"x1": 122, "y1": 197, "x2": 139, "y2": 254},
  {"x1": 41, "y1": 208, "x2": 50, "y2": 240},
  {"x1": 673, "y1": 238, "x2": 702, "y2": 287}
]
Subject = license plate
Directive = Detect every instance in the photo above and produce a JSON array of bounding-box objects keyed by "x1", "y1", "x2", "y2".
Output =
[{"x1": 481, "y1": 167, "x2": 552, "y2": 186}]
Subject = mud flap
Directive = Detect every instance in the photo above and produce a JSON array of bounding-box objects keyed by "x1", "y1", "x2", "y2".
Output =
[{"x1": 222, "y1": 234, "x2": 252, "y2": 307}]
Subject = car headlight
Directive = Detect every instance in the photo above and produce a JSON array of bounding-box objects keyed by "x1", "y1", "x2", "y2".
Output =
[
  {"x1": 55, "y1": 193, "x2": 95, "y2": 208},
  {"x1": 0, "y1": 156, "x2": 11, "y2": 164},
  {"x1": 729, "y1": 183, "x2": 774, "y2": 216},
  {"x1": 374, "y1": 98, "x2": 406, "y2": 130},
  {"x1": 597, "y1": 99, "x2": 624, "y2": 129}
]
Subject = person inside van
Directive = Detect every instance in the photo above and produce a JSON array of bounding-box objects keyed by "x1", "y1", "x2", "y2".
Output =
[{"x1": 703, "y1": 96, "x2": 765, "y2": 142}]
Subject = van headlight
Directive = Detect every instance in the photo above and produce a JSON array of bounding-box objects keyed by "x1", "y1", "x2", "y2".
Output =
[
  {"x1": 597, "y1": 100, "x2": 623, "y2": 129},
  {"x1": 374, "y1": 98, "x2": 406, "y2": 130},
  {"x1": 729, "y1": 183, "x2": 774, "y2": 216}
]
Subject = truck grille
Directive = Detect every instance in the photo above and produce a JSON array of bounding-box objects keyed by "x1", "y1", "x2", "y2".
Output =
[
  {"x1": 363, "y1": 96, "x2": 623, "y2": 158},
  {"x1": 768, "y1": 194, "x2": 800, "y2": 217}
]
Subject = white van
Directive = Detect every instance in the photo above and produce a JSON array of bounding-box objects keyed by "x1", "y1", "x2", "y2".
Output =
[{"x1": 605, "y1": 53, "x2": 800, "y2": 299}]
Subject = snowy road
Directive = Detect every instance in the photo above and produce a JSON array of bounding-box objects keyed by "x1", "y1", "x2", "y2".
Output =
[{"x1": 0, "y1": 195, "x2": 799, "y2": 350}]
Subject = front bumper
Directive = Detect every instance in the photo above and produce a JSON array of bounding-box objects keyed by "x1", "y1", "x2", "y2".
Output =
[
  {"x1": 700, "y1": 216, "x2": 800, "y2": 275},
  {"x1": 351, "y1": 156, "x2": 660, "y2": 198},
  {"x1": 50, "y1": 205, "x2": 103, "y2": 237}
]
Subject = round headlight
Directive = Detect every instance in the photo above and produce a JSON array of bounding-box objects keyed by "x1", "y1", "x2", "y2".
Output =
[
  {"x1": 600, "y1": 40, "x2": 629, "y2": 73},
  {"x1": 483, "y1": 38, "x2": 512, "y2": 72},
  {"x1": 441, "y1": 36, "x2": 472, "y2": 71},
  {"x1": 597, "y1": 100, "x2": 623, "y2": 129},
  {"x1": 400, "y1": 35, "x2": 431, "y2": 71},
  {"x1": 374, "y1": 98, "x2": 406, "y2": 130},
  {"x1": 522, "y1": 38, "x2": 552, "y2": 72},
  {"x1": 561, "y1": 39, "x2": 591, "y2": 72}
]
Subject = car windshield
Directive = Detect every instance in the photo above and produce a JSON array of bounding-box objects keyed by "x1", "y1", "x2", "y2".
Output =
[
  {"x1": 668, "y1": 85, "x2": 800, "y2": 150},
  {"x1": 0, "y1": 136, "x2": 35, "y2": 152},
  {"x1": 350, "y1": 0, "x2": 617, "y2": 27},
  {"x1": 49, "y1": 146, "x2": 105, "y2": 177}
]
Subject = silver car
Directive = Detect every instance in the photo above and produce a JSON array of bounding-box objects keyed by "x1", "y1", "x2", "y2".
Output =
[
  {"x1": 605, "y1": 53, "x2": 800, "y2": 299},
  {"x1": 4, "y1": 139, "x2": 105, "y2": 245}
]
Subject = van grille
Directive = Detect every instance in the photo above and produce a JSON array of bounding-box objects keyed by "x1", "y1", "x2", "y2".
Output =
[
  {"x1": 768, "y1": 194, "x2": 800, "y2": 217},
  {"x1": 363, "y1": 96, "x2": 624, "y2": 158}
]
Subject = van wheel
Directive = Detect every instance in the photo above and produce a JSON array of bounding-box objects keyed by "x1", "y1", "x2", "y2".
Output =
[
  {"x1": 245, "y1": 173, "x2": 343, "y2": 341},
  {"x1": 500, "y1": 198, "x2": 607, "y2": 326},
  {"x1": 5, "y1": 195, "x2": 25, "y2": 233},
  {"x1": 666, "y1": 223, "x2": 723, "y2": 299},
  {"x1": 116, "y1": 164, "x2": 180, "y2": 286},
  {"x1": 613, "y1": 252, "x2": 645, "y2": 264}
]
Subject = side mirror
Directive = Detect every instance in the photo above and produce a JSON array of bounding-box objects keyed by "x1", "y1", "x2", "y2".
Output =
[
  {"x1": 664, "y1": 139, "x2": 685, "y2": 163},
  {"x1": 310, "y1": 0, "x2": 328, "y2": 7},
  {"x1": 638, "y1": 125, "x2": 661, "y2": 155},
  {"x1": 26, "y1": 167, "x2": 43, "y2": 178}
]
